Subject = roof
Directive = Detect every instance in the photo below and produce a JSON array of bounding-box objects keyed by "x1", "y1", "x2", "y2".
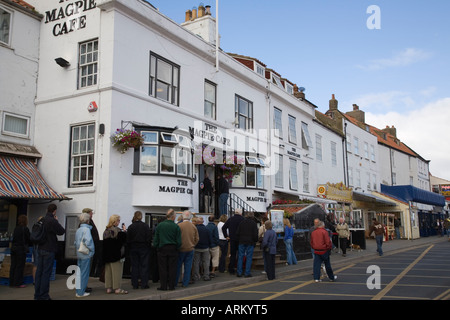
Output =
[
  {"x1": 0, "y1": 155, "x2": 70, "y2": 200},
  {"x1": 9, "y1": 0, "x2": 34, "y2": 10},
  {"x1": 381, "y1": 184, "x2": 445, "y2": 207}
]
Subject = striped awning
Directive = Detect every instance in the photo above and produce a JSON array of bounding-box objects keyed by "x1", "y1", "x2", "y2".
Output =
[{"x1": 0, "y1": 155, "x2": 69, "y2": 200}]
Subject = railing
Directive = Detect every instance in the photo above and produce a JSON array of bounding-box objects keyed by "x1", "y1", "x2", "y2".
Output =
[{"x1": 227, "y1": 192, "x2": 257, "y2": 216}]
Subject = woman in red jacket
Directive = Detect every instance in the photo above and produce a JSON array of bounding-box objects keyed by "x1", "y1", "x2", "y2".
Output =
[{"x1": 310, "y1": 221, "x2": 337, "y2": 282}]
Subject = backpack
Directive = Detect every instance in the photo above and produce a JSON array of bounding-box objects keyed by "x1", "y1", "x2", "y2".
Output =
[{"x1": 30, "y1": 219, "x2": 47, "y2": 245}]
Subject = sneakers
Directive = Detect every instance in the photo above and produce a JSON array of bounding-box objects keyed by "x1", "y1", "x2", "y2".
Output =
[
  {"x1": 329, "y1": 275, "x2": 337, "y2": 282},
  {"x1": 76, "y1": 292, "x2": 90, "y2": 298}
]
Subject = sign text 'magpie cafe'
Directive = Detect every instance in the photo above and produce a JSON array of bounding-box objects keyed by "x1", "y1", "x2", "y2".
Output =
[{"x1": 44, "y1": 0, "x2": 97, "y2": 36}]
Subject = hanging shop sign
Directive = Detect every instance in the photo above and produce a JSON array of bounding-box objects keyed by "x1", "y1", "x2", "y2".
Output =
[
  {"x1": 317, "y1": 182, "x2": 352, "y2": 203},
  {"x1": 44, "y1": 0, "x2": 97, "y2": 37}
]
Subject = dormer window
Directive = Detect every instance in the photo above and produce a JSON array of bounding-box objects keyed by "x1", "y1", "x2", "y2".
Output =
[
  {"x1": 255, "y1": 63, "x2": 265, "y2": 77},
  {"x1": 272, "y1": 74, "x2": 284, "y2": 89}
]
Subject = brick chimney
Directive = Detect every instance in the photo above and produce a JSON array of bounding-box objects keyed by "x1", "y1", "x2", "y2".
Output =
[
  {"x1": 181, "y1": 4, "x2": 218, "y2": 45},
  {"x1": 345, "y1": 104, "x2": 365, "y2": 123},
  {"x1": 382, "y1": 125, "x2": 397, "y2": 138},
  {"x1": 293, "y1": 85, "x2": 305, "y2": 99},
  {"x1": 329, "y1": 94, "x2": 338, "y2": 111}
]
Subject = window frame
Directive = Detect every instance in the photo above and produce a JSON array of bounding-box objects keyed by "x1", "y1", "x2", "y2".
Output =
[
  {"x1": 149, "y1": 52, "x2": 180, "y2": 106},
  {"x1": 69, "y1": 123, "x2": 95, "y2": 187},
  {"x1": 0, "y1": 5, "x2": 12, "y2": 46},
  {"x1": 204, "y1": 80, "x2": 217, "y2": 120},
  {"x1": 78, "y1": 39, "x2": 99, "y2": 89},
  {"x1": 288, "y1": 115, "x2": 297, "y2": 144},
  {"x1": 273, "y1": 107, "x2": 283, "y2": 138},
  {"x1": 301, "y1": 122, "x2": 312, "y2": 150},
  {"x1": 235, "y1": 95, "x2": 253, "y2": 130},
  {"x1": 289, "y1": 158, "x2": 298, "y2": 191},
  {"x1": 2, "y1": 112, "x2": 30, "y2": 138}
]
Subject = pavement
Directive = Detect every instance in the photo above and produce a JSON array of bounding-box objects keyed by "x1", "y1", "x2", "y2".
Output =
[{"x1": 0, "y1": 235, "x2": 448, "y2": 301}]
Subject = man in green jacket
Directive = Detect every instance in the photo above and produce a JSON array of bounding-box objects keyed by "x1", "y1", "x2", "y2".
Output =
[{"x1": 153, "y1": 209, "x2": 181, "y2": 290}]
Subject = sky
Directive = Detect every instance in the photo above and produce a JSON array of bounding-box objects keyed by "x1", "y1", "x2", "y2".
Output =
[{"x1": 148, "y1": 0, "x2": 450, "y2": 180}]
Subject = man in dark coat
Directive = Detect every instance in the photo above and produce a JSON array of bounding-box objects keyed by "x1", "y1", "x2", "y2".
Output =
[
  {"x1": 235, "y1": 211, "x2": 258, "y2": 278},
  {"x1": 221, "y1": 208, "x2": 244, "y2": 275}
]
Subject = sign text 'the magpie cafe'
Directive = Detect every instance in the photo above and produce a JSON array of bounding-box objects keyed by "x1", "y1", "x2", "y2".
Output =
[{"x1": 44, "y1": 0, "x2": 97, "y2": 37}]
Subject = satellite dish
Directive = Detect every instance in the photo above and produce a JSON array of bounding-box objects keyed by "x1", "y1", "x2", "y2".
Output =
[{"x1": 299, "y1": 87, "x2": 306, "y2": 92}]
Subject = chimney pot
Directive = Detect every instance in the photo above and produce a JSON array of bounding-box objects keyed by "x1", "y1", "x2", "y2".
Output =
[
  {"x1": 205, "y1": 5, "x2": 211, "y2": 15},
  {"x1": 185, "y1": 10, "x2": 192, "y2": 22},
  {"x1": 353, "y1": 104, "x2": 359, "y2": 111},
  {"x1": 198, "y1": 4, "x2": 205, "y2": 17},
  {"x1": 329, "y1": 94, "x2": 338, "y2": 110},
  {"x1": 191, "y1": 7, "x2": 197, "y2": 20}
]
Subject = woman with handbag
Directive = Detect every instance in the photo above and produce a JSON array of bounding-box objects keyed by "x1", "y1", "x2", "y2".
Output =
[
  {"x1": 102, "y1": 215, "x2": 128, "y2": 294},
  {"x1": 10, "y1": 215, "x2": 31, "y2": 288},
  {"x1": 74, "y1": 212, "x2": 95, "y2": 298}
]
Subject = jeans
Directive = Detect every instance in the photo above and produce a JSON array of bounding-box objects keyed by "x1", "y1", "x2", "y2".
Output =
[
  {"x1": 375, "y1": 235, "x2": 384, "y2": 256},
  {"x1": 76, "y1": 258, "x2": 91, "y2": 296},
  {"x1": 395, "y1": 227, "x2": 400, "y2": 239},
  {"x1": 237, "y1": 244, "x2": 254, "y2": 276},
  {"x1": 176, "y1": 250, "x2": 194, "y2": 287},
  {"x1": 34, "y1": 249, "x2": 55, "y2": 300},
  {"x1": 219, "y1": 193, "x2": 229, "y2": 216},
  {"x1": 284, "y1": 238, "x2": 297, "y2": 265},
  {"x1": 313, "y1": 251, "x2": 335, "y2": 281}
]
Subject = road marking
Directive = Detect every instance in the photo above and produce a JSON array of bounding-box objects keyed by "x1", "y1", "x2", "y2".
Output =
[
  {"x1": 372, "y1": 244, "x2": 434, "y2": 300},
  {"x1": 433, "y1": 289, "x2": 450, "y2": 300},
  {"x1": 262, "y1": 264, "x2": 355, "y2": 300}
]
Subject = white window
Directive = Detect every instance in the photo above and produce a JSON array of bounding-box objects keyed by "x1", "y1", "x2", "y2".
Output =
[
  {"x1": 301, "y1": 122, "x2": 312, "y2": 150},
  {"x1": 364, "y1": 142, "x2": 369, "y2": 159},
  {"x1": 355, "y1": 169, "x2": 361, "y2": 187},
  {"x1": 348, "y1": 167, "x2": 353, "y2": 186},
  {"x1": 161, "y1": 132, "x2": 178, "y2": 144},
  {"x1": 372, "y1": 174, "x2": 377, "y2": 190},
  {"x1": 315, "y1": 134, "x2": 322, "y2": 161},
  {"x1": 272, "y1": 74, "x2": 284, "y2": 89},
  {"x1": 70, "y1": 124, "x2": 95, "y2": 186},
  {"x1": 370, "y1": 145, "x2": 375, "y2": 161},
  {"x1": 246, "y1": 156, "x2": 260, "y2": 165},
  {"x1": 302, "y1": 162, "x2": 309, "y2": 193},
  {"x1": 288, "y1": 115, "x2": 297, "y2": 144},
  {"x1": 289, "y1": 158, "x2": 298, "y2": 191},
  {"x1": 2, "y1": 113, "x2": 29, "y2": 138},
  {"x1": 160, "y1": 146, "x2": 175, "y2": 174},
  {"x1": 275, "y1": 154, "x2": 283, "y2": 188},
  {"x1": 150, "y1": 52, "x2": 180, "y2": 105},
  {"x1": 286, "y1": 83, "x2": 294, "y2": 95},
  {"x1": 246, "y1": 167, "x2": 256, "y2": 188},
  {"x1": 0, "y1": 6, "x2": 11, "y2": 45},
  {"x1": 354, "y1": 137, "x2": 359, "y2": 155},
  {"x1": 331, "y1": 141, "x2": 337, "y2": 166},
  {"x1": 204, "y1": 80, "x2": 216, "y2": 120},
  {"x1": 79, "y1": 39, "x2": 98, "y2": 88},
  {"x1": 255, "y1": 63, "x2": 265, "y2": 77},
  {"x1": 140, "y1": 131, "x2": 158, "y2": 173},
  {"x1": 367, "y1": 172, "x2": 371, "y2": 190},
  {"x1": 273, "y1": 108, "x2": 283, "y2": 138},
  {"x1": 257, "y1": 167, "x2": 264, "y2": 189},
  {"x1": 235, "y1": 95, "x2": 253, "y2": 130},
  {"x1": 346, "y1": 134, "x2": 352, "y2": 153}
]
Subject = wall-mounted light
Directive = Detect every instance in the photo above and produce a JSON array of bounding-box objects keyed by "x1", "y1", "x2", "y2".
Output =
[{"x1": 55, "y1": 57, "x2": 70, "y2": 68}]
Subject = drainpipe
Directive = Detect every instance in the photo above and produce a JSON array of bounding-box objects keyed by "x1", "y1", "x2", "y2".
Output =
[{"x1": 215, "y1": 0, "x2": 219, "y2": 72}]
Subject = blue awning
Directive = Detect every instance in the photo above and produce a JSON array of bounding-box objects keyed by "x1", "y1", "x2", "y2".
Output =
[{"x1": 380, "y1": 184, "x2": 445, "y2": 207}]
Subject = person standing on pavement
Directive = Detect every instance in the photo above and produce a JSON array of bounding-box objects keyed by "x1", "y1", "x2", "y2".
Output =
[
  {"x1": 206, "y1": 215, "x2": 220, "y2": 278},
  {"x1": 81, "y1": 208, "x2": 100, "y2": 279},
  {"x1": 222, "y1": 208, "x2": 244, "y2": 275},
  {"x1": 261, "y1": 220, "x2": 277, "y2": 280},
  {"x1": 10, "y1": 215, "x2": 31, "y2": 288},
  {"x1": 217, "y1": 173, "x2": 229, "y2": 217},
  {"x1": 193, "y1": 216, "x2": 213, "y2": 281},
  {"x1": 336, "y1": 217, "x2": 350, "y2": 257},
  {"x1": 34, "y1": 204, "x2": 65, "y2": 300},
  {"x1": 310, "y1": 221, "x2": 337, "y2": 283},
  {"x1": 153, "y1": 209, "x2": 181, "y2": 291},
  {"x1": 444, "y1": 218, "x2": 450, "y2": 241},
  {"x1": 283, "y1": 218, "x2": 297, "y2": 265},
  {"x1": 394, "y1": 217, "x2": 401, "y2": 240},
  {"x1": 74, "y1": 212, "x2": 95, "y2": 298},
  {"x1": 176, "y1": 210, "x2": 199, "y2": 288},
  {"x1": 368, "y1": 218, "x2": 386, "y2": 256},
  {"x1": 217, "y1": 214, "x2": 228, "y2": 273},
  {"x1": 103, "y1": 215, "x2": 128, "y2": 294},
  {"x1": 236, "y1": 211, "x2": 258, "y2": 278},
  {"x1": 127, "y1": 211, "x2": 151, "y2": 289}
]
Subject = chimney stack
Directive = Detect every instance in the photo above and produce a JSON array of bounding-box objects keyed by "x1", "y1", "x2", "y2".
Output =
[
  {"x1": 293, "y1": 85, "x2": 305, "y2": 99},
  {"x1": 382, "y1": 125, "x2": 397, "y2": 138},
  {"x1": 345, "y1": 103, "x2": 365, "y2": 123},
  {"x1": 191, "y1": 7, "x2": 197, "y2": 20},
  {"x1": 329, "y1": 94, "x2": 338, "y2": 111},
  {"x1": 185, "y1": 10, "x2": 192, "y2": 22},
  {"x1": 198, "y1": 4, "x2": 205, "y2": 17}
]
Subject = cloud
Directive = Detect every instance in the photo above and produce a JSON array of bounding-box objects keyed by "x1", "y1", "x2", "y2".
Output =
[
  {"x1": 346, "y1": 90, "x2": 415, "y2": 114},
  {"x1": 357, "y1": 48, "x2": 432, "y2": 71},
  {"x1": 365, "y1": 97, "x2": 450, "y2": 179}
]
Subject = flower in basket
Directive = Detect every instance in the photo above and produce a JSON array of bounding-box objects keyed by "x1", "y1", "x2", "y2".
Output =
[{"x1": 111, "y1": 129, "x2": 144, "y2": 154}]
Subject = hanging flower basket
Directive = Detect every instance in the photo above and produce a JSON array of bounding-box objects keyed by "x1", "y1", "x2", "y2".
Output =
[
  {"x1": 111, "y1": 129, "x2": 144, "y2": 154},
  {"x1": 195, "y1": 144, "x2": 244, "y2": 181}
]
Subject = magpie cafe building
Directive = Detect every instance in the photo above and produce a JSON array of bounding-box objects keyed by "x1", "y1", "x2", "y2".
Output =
[{"x1": 25, "y1": 0, "x2": 286, "y2": 267}]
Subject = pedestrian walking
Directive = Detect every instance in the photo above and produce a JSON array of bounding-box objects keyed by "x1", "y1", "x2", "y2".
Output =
[
  {"x1": 206, "y1": 215, "x2": 220, "y2": 277},
  {"x1": 10, "y1": 215, "x2": 31, "y2": 288},
  {"x1": 176, "y1": 210, "x2": 199, "y2": 288},
  {"x1": 74, "y1": 212, "x2": 95, "y2": 298},
  {"x1": 283, "y1": 218, "x2": 297, "y2": 265},
  {"x1": 34, "y1": 204, "x2": 65, "y2": 300},
  {"x1": 394, "y1": 217, "x2": 401, "y2": 239},
  {"x1": 368, "y1": 218, "x2": 386, "y2": 256},
  {"x1": 336, "y1": 217, "x2": 350, "y2": 257},
  {"x1": 102, "y1": 214, "x2": 128, "y2": 294},
  {"x1": 236, "y1": 211, "x2": 258, "y2": 278},
  {"x1": 193, "y1": 216, "x2": 213, "y2": 281},
  {"x1": 127, "y1": 211, "x2": 151, "y2": 289},
  {"x1": 217, "y1": 214, "x2": 228, "y2": 273},
  {"x1": 310, "y1": 220, "x2": 337, "y2": 282},
  {"x1": 261, "y1": 220, "x2": 277, "y2": 280},
  {"x1": 221, "y1": 208, "x2": 244, "y2": 275},
  {"x1": 153, "y1": 209, "x2": 181, "y2": 291}
]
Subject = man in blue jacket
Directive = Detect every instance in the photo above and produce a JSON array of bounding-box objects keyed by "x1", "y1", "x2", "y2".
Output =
[{"x1": 193, "y1": 217, "x2": 213, "y2": 281}]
